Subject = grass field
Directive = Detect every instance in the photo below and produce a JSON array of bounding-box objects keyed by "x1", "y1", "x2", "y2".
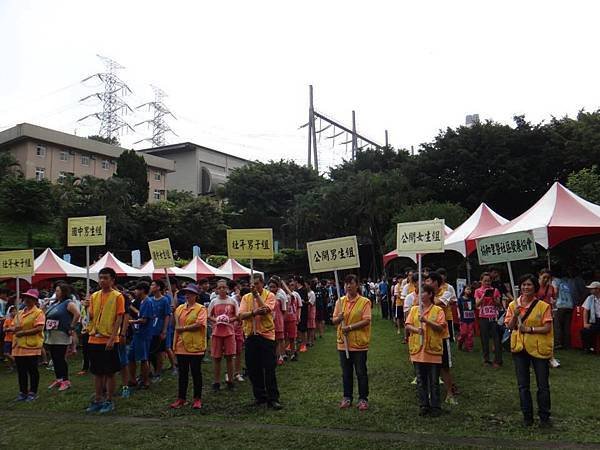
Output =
[{"x1": 1, "y1": 310, "x2": 599, "y2": 449}]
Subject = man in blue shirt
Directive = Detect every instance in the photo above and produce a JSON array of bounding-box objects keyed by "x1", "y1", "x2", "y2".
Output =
[
  {"x1": 378, "y1": 279, "x2": 389, "y2": 319},
  {"x1": 128, "y1": 281, "x2": 154, "y2": 388},
  {"x1": 148, "y1": 280, "x2": 172, "y2": 381}
]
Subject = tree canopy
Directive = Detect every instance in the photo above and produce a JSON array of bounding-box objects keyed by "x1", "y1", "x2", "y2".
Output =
[{"x1": 115, "y1": 149, "x2": 149, "y2": 205}]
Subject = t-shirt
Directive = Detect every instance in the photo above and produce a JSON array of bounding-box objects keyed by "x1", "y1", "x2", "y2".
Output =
[
  {"x1": 554, "y1": 278, "x2": 576, "y2": 309},
  {"x1": 314, "y1": 286, "x2": 327, "y2": 311},
  {"x1": 133, "y1": 297, "x2": 154, "y2": 338},
  {"x1": 583, "y1": 295, "x2": 600, "y2": 322},
  {"x1": 537, "y1": 284, "x2": 555, "y2": 304},
  {"x1": 208, "y1": 297, "x2": 239, "y2": 337},
  {"x1": 378, "y1": 282, "x2": 388, "y2": 297},
  {"x1": 404, "y1": 292, "x2": 417, "y2": 314},
  {"x1": 457, "y1": 295, "x2": 476, "y2": 323},
  {"x1": 3, "y1": 317, "x2": 14, "y2": 342},
  {"x1": 475, "y1": 286, "x2": 501, "y2": 319},
  {"x1": 149, "y1": 295, "x2": 172, "y2": 336},
  {"x1": 285, "y1": 291, "x2": 301, "y2": 322},
  {"x1": 88, "y1": 292, "x2": 126, "y2": 345}
]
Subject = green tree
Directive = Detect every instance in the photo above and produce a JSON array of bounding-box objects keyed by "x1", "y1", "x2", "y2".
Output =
[
  {"x1": 115, "y1": 149, "x2": 149, "y2": 205},
  {"x1": 0, "y1": 152, "x2": 22, "y2": 179},
  {"x1": 0, "y1": 177, "x2": 55, "y2": 247},
  {"x1": 88, "y1": 135, "x2": 120, "y2": 146},
  {"x1": 567, "y1": 165, "x2": 600, "y2": 204},
  {"x1": 171, "y1": 196, "x2": 226, "y2": 255}
]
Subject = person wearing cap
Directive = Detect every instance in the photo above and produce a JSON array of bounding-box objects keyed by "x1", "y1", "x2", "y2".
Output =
[
  {"x1": 581, "y1": 281, "x2": 600, "y2": 353},
  {"x1": 239, "y1": 273, "x2": 281, "y2": 409},
  {"x1": 12, "y1": 289, "x2": 46, "y2": 402},
  {"x1": 170, "y1": 284, "x2": 207, "y2": 410}
]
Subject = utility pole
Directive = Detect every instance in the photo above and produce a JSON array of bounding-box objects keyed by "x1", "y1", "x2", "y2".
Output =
[
  {"x1": 351, "y1": 110, "x2": 357, "y2": 159},
  {"x1": 385, "y1": 130, "x2": 389, "y2": 148},
  {"x1": 134, "y1": 85, "x2": 177, "y2": 147}
]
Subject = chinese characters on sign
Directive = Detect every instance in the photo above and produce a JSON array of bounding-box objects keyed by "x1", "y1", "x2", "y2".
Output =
[
  {"x1": 306, "y1": 236, "x2": 361, "y2": 274},
  {"x1": 0, "y1": 249, "x2": 35, "y2": 277},
  {"x1": 148, "y1": 238, "x2": 175, "y2": 269},
  {"x1": 67, "y1": 216, "x2": 106, "y2": 247},
  {"x1": 227, "y1": 229, "x2": 274, "y2": 260},
  {"x1": 476, "y1": 230, "x2": 538, "y2": 265},
  {"x1": 396, "y1": 219, "x2": 445, "y2": 254}
]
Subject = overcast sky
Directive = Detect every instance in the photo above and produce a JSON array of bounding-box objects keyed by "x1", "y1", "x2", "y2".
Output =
[{"x1": 1, "y1": 0, "x2": 599, "y2": 170}]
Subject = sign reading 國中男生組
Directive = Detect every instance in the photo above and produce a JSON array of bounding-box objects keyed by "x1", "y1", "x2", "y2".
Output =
[
  {"x1": 396, "y1": 219, "x2": 445, "y2": 253},
  {"x1": 148, "y1": 238, "x2": 175, "y2": 268},
  {"x1": 67, "y1": 216, "x2": 106, "y2": 247},
  {"x1": 0, "y1": 249, "x2": 35, "y2": 277},
  {"x1": 227, "y1": 229, "x2": 274, "y2": 259},
  {"x1": 476, "y1": 230, "x2": 538, "y2": 265},
  {"x1": 306, "y1": 236, "x2": 360, "y2": 274}
]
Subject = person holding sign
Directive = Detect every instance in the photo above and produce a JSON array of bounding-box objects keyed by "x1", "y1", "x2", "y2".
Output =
[
  {"x1": 170, "y1": 284, "x2": 207, "y2": 410},
  {"x1": 85, "y1": 268, "x2": 125, "y2": 414},
  {"x1": 332, "y1": 274, "x2": 372, "y2": 411},
  {"x1": 504, "y1": 274, "x2": 553, "y2": 428},
  {"x1": 12, "y1": 289, "x2": 45, "y2": 402},
  {"x1": 405, "y1": 283, "x2": 447, "y2": 416},
  {"x1": 238, "y1": 273, "x2": 281, "y2": 410},
  {"x1": 475, "y1": 272, "x2": 503, "y2": 368}
]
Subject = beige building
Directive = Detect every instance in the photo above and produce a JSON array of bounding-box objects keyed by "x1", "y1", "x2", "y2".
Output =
[
  {"x1": 0, "y1": 123, "x2": 175, "y2": 202},
  {"x1": 139, "y1": 142, "x2": 249, "y2": 195}
]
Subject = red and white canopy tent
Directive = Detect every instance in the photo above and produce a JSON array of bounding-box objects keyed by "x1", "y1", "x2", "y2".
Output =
[
  {"x1": 139, "y1": 260, "x2": 196, "y2": 281},
  {"x1": 88, "y1": 251, "x2": 145, "y2": 280},
  {"x1": 33, "y1": 248, "x2": 88, "y2": 283},
  {"x1": 445, "y1": 203, "x2": 509, "y2": 256},
  {"x1": 181, "y1": 256, "x2": 231, "y2": 281},
  {"x1": 383, "y1": 225, "x2": 453, "y2": 266},
  {"x1": 218, "y1": 258, "x2": 264, "y2": 280},
  {"x1": 475, "y1": 182, "x2": 600, "y2": 249}
]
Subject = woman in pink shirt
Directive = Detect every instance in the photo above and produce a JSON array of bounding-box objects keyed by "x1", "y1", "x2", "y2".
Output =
[
  {"x1": 475, "y1": 272, "x2": 503, "y2": 367},
  {"x1": 282, "y1": 279, "x2": 300, "y2": 362},
  {"x1": 307, "y1": 281, "x2": 317, "y2": 347},
  {"x1": 208, "y1": 280, "x2": 239, "y2": 391},
  {"x1": 268, "y1": 277, "x2": 288, "y2": 366},
  {"x1": 228, "y1": 280, "x2": 245, "y2": 382}
]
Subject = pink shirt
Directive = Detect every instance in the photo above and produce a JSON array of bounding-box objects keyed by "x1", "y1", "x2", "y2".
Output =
[
  {"x1": 475, "y1": 286, "x2": 501, "y2": 319},
  {"x1": 285, "y1": 292, "x2": 300, "y2": 322},
  {"x1": 208, "y1": 297, "x2": 239, "y2": 337}
]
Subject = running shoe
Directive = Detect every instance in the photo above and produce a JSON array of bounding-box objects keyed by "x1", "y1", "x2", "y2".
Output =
[
  {"x1": 235, "y1": 373, "x2": 245, "y2": 382},
  {"x1": 99, "y1": 401, "x2": 115, "y2": 413},
  {"x1": 48, "y1": 379, "x2": 62, "y2": 390},
  {"x1": 410, "y1": 377, "x2": 417, "y2": 385},
  {"x1": 550, "y1": 358, "x2": 561, "y2": 368},
  {"x1": 357, "y1": 400, "x2": 369, "y2": 411},
  {"x1": 15, "y1": 392, "x2": 27, "y2": 402},
  {"x1": 120, "y1": 386, "x2": 131, "y2": 398},
  {"x1": 25, "y1": 393, "x2": 38, "y2": 402},
  {"x1": 277, "y1": 357, "x2": 284, "y2": 366},
  {"x1": 86, "y1": 401, "x2": 103, "y2": 413},
  {"x1": 339, "y1": 398, "x2": 352, "y2": 409},
  {"x1": 191, "y1": 398, "x2": 202, "y2": 409},
  {"x1": 58, "y1": 380, "x2": 72, "y2": 391},
  {"x1": 170, "y1": 399, "x2": 187, "y2": 409},
  {"x1": 299, "y1": 344, "x2": 308, "y2": 353}
]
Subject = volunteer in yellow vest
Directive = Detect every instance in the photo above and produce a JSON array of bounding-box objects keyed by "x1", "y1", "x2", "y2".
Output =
[
  {"x1": 426, "y1": 271, "x2": 458, "y2": 406},
  {"x1": 332, "y1": 274, "x2": 372, "y2": 411},
  {"x1": 405, "y1": 283, "x2": 447, "y2": 416},
  {"x1": 401, "y1": 269, "x2": 417, "y2": 343},
  {"x1": 12, "y1": 289, "x2": 45, "y2": 402},
  {"x1": 169, "y1": 284, "x2": 207, "y2": 410},
  {"x1": 239, "y1": 273, "x2": 281, "y2": 410},
  {"x1": 504, "y1": 273, "x2": 553, "y2": 428},
  {"x1": 85, "y1": 267, "x2": 125, "y2": 414},
  {"x1": 393, "y1": 275, "x2": 404, "y2": 334}
]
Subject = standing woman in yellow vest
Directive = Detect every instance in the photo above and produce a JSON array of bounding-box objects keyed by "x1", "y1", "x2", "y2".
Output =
[
  {"x1": 332, "y1": 274, "x2": 372, "y2": 411},
  {"x1": 169, "y1": 284, "x2": 207, "y2": 410},
  {"x1": 504, "y1": 274, "x2": 553, "y2": 428},
  {"x1": 405, "y1": 284, "x2": 448, "y2": 416},
  {"x1": 12, "y1": 289, "x2": 46, "y2": 402}
]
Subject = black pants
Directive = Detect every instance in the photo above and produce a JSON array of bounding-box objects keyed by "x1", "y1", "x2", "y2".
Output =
[
  {"x1": 245, "y1": 335, "x2": 279, "y2": 403},
  {"x1": 555, "y1": 308, "x2": 572, "y2": 348},
  {"x1": 339, "y1": 350, "x2": 368, "y2": 401},
  {"x1": 415, "y1": 362, "x2": 441, "y2": 410},
  {"x1": 581, "y1": 320, "x2": 600, "y2": 350},
  {"x1": 479, "y1": 318, "x2": 503, "y2": 364},
  {"x1": 513, "y1": 351, "x2": 551, "y2": 422},
  {"x1": 81, "y1": 333, "x2": 90, "y2": 371},
  {"x1": 48, "y1": 344, "x2": 69, "y2": 380},
  {"x1": 381, "y1": 299, "x2": 389, "y2": 319},
  {"x1": 15, "y1": 355, "x2": 39, "y2": 394},
  {"x1": 176, "y1": 354, "x2": 202, "y2": 400}
]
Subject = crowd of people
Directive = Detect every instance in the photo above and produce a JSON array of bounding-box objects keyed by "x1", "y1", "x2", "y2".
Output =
[{"x1": 0, "y1": 263, "x2": 599, "y2": 427}]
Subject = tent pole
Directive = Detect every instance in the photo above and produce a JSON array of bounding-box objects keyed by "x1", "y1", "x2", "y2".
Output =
[
  {"x1": 86, "y1": 245, "x2": 90, "y2": 297},
  {"x1": 507, "y1": 261, "x2": 517, "y2": 299},
  {"x1": 546, "y1": 249, "x2": 551, "y2": 270}
]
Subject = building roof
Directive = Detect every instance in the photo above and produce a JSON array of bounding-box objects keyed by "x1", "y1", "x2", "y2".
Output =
[
  {"x1": 139, "y1": 141, "x2": 250, "y2": 163},
  {"x1": 0, "y1": 123, "x2": 175, "y2": 172}
]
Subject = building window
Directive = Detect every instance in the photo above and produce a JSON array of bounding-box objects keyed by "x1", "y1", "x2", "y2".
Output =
[
  {"x1": 101, "y1": 159, "x2": 110, "y2": 170},
  {"x1": 81, "y1": 155, "x2": 90, "y2": 166},
  {"x1": 36, "y1": 144, "x2": 46, "y2": 157},
  {"x1": 59, "y1": 151, "x2": 69, "y2": 161},
  {"x1": 35, "y1": 167, "x2": 45, "y2": 181},
  {"x1": 154, "y1": 171, "x2": 161, "y2": 181},
  {"x1": 58, "y1": 171, "x2": 74, "y2": 184},
  {"x1": 153, "y1": 189, "x2": 162, "y2": 200}
]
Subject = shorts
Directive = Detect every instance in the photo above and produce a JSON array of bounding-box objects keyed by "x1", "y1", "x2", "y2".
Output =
[
  {"x1": 128, "y1": 335, "x2": 150, "y2": 362},
  {"x1": 3, "y1": 342, "x2": 12, "y2": 355},
  {"x1": 284, "y1": 320, "x2": 297, "y2": 339},
  {"x1": 211, "y1": 334, "x2": 236, "y2": 358},
  {"x1": 118, "y1": 343, "x2": 130, "y2": 368},
  {"x1": 89, "y1": 343, "x2": 121, "y2": 375},
  {"x1": 235, "y1": 334, "x2": 244, "y2": 353},
  {"x1": 442, "y1": 338, "x2": 452, "y2": 369},
  {"x1": 395, "y1": 306, "x2": 403, "y2": 320},
  {"x1": 316, "y1": 308, "x2": 326, "y2": 322},
  {"x1": 307, "y1": 317, "x2": 316, "y2": 330},
  {"x1": 275, "y1": 331, "x2": 285, "y2": 340},
  {"x1": 165, "y1": 327, "x2": 174, "y2": 350},
  {"x1": 149, "y1": 335, "x2": 167, "y2": 356}
]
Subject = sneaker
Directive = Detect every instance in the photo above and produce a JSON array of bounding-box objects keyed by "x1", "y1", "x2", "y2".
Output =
[
  {"x1": 86, "y1": 401, "x2": 103, "y2": 413},
  {"x1": 439, "y1": 378, "x2": 445, "y2": 385},
  {"x1": 339, "y1": 398, "x2": 352, "y2": 409},
  {"x1": 76, "y1": 370, "x2": 87, "y2": 376},
  {"x1": 151, "y1": 375, "x2": 161, "y2": 384},
  {"x1": 169, "y1": 398, "x2": 187, "y2": 409},
  {"x1": 550, "y1": 358, "x2": 560, "y2": 368},
  {"x1": 225, "y1": 373, "x2": 229, "y2": 382},
  {"x1": 299, "y1": 344, "x2": 308, "y2": 353},
  {"x1": 25, "y1": 393, "x2": 38, "y2": 402},
  {"x1": 445, "y1": 396, "x2": 458, "y2": 406},
  {"x1": 120, "y1": 386, "x2": 131, "y2": 399},
  {"x1": 268, "y1": 401, "x2": 283, "y2": 410},
  {"x1": 410, "y1": 377, "x2": 417, "y2": 385},
  {"x1": 277, "y1": 357, "x2": 284, "y2": 366},
  {"x1": 212, "y1": 382, "x2": 220, "y2": 392},
  {"x1": 191, "y1": 398, "x2": 202, "y2": 409},
  {"x1": 99, "y1": 401, "x2": 114, "y2": 413},
  {"x1": 15, "y1": 392, "x2": 28, "y2": 402},
  {"x1": 285, "y1": 344, "x2": 291, "y2": 351},
  {"x1": 58, "y1": 380, "x2": 72, "y2": 391},
  {"x1": 357, "y1": 399, "x2": 369, "y2": 411},
  {"x1": 397, "y1": 329, "x2": 401, "y2": 335},
  {"x1": 290, "y1": 353, "x2": 298, "y2": 362},
  {"x1": 235, "y1": 373, "x2": 244, "y2": 382},
  {"x1": 48, "y1": 379, "x2": 62, "y2": 390}
]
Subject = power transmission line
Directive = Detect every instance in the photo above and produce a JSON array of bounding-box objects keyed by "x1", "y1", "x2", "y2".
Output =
[
  {"x1": 78, "y1": 55, "x2": 135, "y2": 141},
  {"x1": 134, "y1": 85, "x2": 177, "y2": 147}
]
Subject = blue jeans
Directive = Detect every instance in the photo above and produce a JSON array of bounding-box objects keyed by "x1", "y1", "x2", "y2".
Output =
[
  {"x1": 512, "y1": 351, "x2": 551, "y2": 421},
  {"x1": 339, "y1": 350, "x2": 368, "y2": 401}
]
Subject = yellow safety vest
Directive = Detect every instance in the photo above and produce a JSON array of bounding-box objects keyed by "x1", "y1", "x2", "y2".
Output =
[
  {"x1": 509, "y1": 299, "x2": 553, "y2": 359},
  {"x1": 437, "y1": 284, "x2": 453, "y2": 320},
  {"x1": 87, "y1": 289, "x2": 120, "y2": 337},
  {"x1": 408, "y1": 304, "x2": 444, "y2": 356},
  {"x1": 14, "y1": 307, "x2": 44, "y2": 349},
  {"x1": 336, "y1": 296, "x2": 371, "y2": 350},
  {"x1": 241, "y1": 290, "x2": 275, "y2": 337},
  {"x1": 174, "y1": 303, "x2": 206, "y2": 353}
]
